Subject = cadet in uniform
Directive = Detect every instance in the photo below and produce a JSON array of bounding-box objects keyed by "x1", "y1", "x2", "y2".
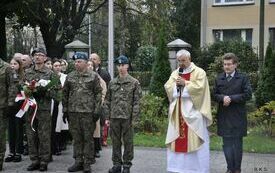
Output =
[
  {"x1": 25, "y1": 48, "x2": 54, "y2": 171},
  {"x1": 0, "y1": 58, "x2": 9, "y2": 171},
  {"x1": 63, "y1": 52, "x2": 102, "y2": 173},
  {"x1": 106, "y1": 55, "x2": 142, "y2": 173}
]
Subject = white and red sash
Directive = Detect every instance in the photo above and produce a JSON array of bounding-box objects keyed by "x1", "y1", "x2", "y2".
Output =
[{"x1": 15, "y1": 91, "x2": 38, "y2": 131}]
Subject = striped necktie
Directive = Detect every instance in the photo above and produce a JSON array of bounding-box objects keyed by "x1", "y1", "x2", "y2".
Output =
[{"x1": 226, "y1": 75, "x2": 232, "y2": 81}]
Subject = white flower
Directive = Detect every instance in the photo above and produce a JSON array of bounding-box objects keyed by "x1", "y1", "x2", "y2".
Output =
[{"x1": 38, "y1": 79, "x2": 50, "y2": 87}]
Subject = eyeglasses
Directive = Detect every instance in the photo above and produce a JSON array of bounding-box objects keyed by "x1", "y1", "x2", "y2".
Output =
[{"x1": 34, "y1": 53, "x2": 45, "y2": 57}]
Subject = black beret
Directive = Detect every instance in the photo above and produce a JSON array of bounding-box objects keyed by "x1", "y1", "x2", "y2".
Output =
[{"x1": 31, "y1": 48, "x2": 47, "y2": 56}]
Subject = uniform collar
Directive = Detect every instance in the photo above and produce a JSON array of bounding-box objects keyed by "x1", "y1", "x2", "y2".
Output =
[
  {"x1": 33, "y1": 64, "x2": 49, "y2": 73},
  {"x1": 76, "y1": 69, "x2": 90, "y2": 76},
  {"x1": 116, "y1": 74, "x2": 131, "y2": 83}
]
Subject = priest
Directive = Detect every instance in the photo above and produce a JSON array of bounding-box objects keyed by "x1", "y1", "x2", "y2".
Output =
[{"x1": 164, "y1": 49, "x2": 212, "y2": 173}]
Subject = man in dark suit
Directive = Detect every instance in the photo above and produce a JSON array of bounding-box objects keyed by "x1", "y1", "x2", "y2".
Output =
[
  {"x1": 90, "y1": 53, "x2": 111, "y2": 86},
  {"x1": 90, "y1": 53, "x2": 111, "y2": 154},
  {"x1": 213, "y1": 53, "x2": 252, "y2": 173}
]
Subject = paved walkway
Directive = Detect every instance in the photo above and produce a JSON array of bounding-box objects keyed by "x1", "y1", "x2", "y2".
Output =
[{"x1": 2, "y1": 145, "x2": 275, "y2": 173}]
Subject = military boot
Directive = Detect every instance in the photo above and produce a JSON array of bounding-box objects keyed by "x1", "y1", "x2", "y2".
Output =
[
  {"x1": 39, "y1": 162, "x2": 48, "y2": 172},
  {"x1": 225, "y1": 170, "x2": 233, "y2": 173},
  {"x1": 27, "y1": 161, "x2": 40, "y2": 171},
  {"x1": 68, "y1": 162, "x2": 83, "y2": 172},
  {"x1": 83, "y1": 163, "x2": 91, "y2": 173},
  {"x1": 108, "y1": 165, "x2": 121, "y2": 173},
  {"x1": 122, "y1": 165, "x2": 130, "y2": 173}
]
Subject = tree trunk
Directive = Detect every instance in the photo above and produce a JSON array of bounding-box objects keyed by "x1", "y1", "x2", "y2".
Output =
[
  {"x1": 40, "y1": 24, "x2": 67, "y2": 58},
  {"x1": 0, "y1": 12, "x2": 7, "y2": 61},
  {"x1": 119, "y1": 1, "x2": 127, "y2": 55},
  {"x1": 46, "y1": 42, "x2": 66, "y2": 58},
  {"x1": 34, "y1": 26, "x2": 38, "y2": 47}
]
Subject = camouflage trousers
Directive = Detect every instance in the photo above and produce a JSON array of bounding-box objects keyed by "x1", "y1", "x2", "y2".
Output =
[
  {"x1": 110, "y1": 118, "x2": 134, "y2": 167},
  {"x1": 69, "y1": 113, "x2": 95, "y2": 165},
  {"x1": 0, "y1": 109, "x2": 7, "y2": 166},
  {"x1": 26, "y1": 110, "x2": 51, "y2": 163}
]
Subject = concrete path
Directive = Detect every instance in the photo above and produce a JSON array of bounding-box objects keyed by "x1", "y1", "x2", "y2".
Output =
[{"x1": 2, "y1": 146, "x2": 275, "y2": 173}]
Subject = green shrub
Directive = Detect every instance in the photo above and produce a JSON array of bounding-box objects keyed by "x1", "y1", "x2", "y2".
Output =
[
  {"x1": 149, "y1": 25, "x2": 171, "y2": 98},
  {"x1": 129, "y1": 71, "x2": 152, "y2": 89},
  {"x1": 133, "y1": 45, "x2": 157, "y2": 71},
  {"x1": 255, "y1": 43, "x2": 275, "y2": 106},
  {"x1": 248, "y1": 101, "x2": 275, "y2": 136},
  {"x1": 199, "y1": 40, "x2": 259, "y2": 90},
  {"x1": 197, "y1": 40, "x2": 258, "y2": 71},
  {"x1": 66, "y1": 59, "x2": 75, "y2": 74},
  {"x1": 135, "y1": 94, "x2": 168, "y2": 134}
]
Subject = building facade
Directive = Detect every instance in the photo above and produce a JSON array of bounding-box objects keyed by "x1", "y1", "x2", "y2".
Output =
[{"x1": 201, "y1": 0, "x2": 275, "y2": 53}]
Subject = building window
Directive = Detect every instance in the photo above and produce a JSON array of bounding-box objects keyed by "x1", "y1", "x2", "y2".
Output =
[
  {"x1": 270, "y1": 0, "x2": 275, "y2": 4},
  {"x1": 270, "y1": 28, "x2": 275, "y2": 49},
  {"x1": 213, "y1": 29, "x2": 253, "y2": 46},
  {"x1": 214, "y1": 0, "x2": 254, "y2": 6}
]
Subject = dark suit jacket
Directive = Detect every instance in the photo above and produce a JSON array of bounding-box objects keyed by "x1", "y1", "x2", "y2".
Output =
[
  {"x1": 97, "y1": 66, "x2": 111, "y2": 87},
  {"x1": 214, "y1": 71, "x2": 252, "y2": 137}
]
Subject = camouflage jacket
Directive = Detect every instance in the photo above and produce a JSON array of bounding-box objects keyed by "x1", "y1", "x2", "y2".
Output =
[
  {"x1": 0, "y1": 59, "x2": 9, "y2": 109},
  {"x1": 63, "y1": 70, "x2": 102, "y2": 114},
  {"x1": 7, "y1": 68, "x2": 25, "y2": 106},
  {"x1": 25, "y1": 65, "x2": 54, "y2": 111},
  {"x1": 105, "y1": 74, "x2": 142, "y2": 120}
]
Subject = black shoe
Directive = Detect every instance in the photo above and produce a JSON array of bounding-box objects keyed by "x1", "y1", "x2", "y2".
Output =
[
  {"x1": 109, "y1": 165, "x2": 121, "y2": 173},
  {"x1": 48, "y1": 155, "x2": 53, "y2": 162},
  {"x1": 39, "y1": 163, "x2": 48, "y2": 172},
  {"x1": 122, "y1": 167, "x2": 130, "y2": 173},
  {"x1": 54, "y1": 151, "x2": 61, "y2": 156},
  {"x1": 27, "y1": 162, "x2": 40, "y2": 171},
  {"x1": 91, "y1": 159, "x2": 96, "y2": 164},
  {"x1": 60, "y1": 144, "x2": 66, "y2": 151},
  {"x1": 68, "y1": 163, "x2": 83, "y2": 172},
  {"x1": 95, "y1": 151, "x2": 100, "y2": 158},
  {"x1": 83, "y1": 163, "x2": 91, "y2": 173},
  {"x1": 13, "y1": 154, "x2": 22, "y2": 162},
  {"x1": 23, "y1": 148, "x2": 29, "y2": 156},
  {"x1": 4, "y1": 154, "x2": 14, "y2": 162}
]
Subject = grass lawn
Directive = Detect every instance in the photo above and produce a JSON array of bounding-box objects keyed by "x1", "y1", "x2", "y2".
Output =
[{"x1": 133, "y1": 132, "x2": 275, "y2": 154}]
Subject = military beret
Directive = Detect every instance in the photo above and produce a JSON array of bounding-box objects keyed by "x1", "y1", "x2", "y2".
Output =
[
  {"x1": 72, "y1": 52, "x2": 88, "y2": 61},
  {"x1": 31, "y1": 48, "x2": 47, "y2": 56},
  {"x1": 115, "y1": 55, "x2": 129, "y2": 64}
]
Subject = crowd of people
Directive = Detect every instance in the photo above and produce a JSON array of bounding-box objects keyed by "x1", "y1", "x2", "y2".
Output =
[
  {"x1": 0, "y1": 48, "x2": 252, "y2": 173},
  {"x1": 0, "y1": 48, "x2": 141, "y2": 173}
]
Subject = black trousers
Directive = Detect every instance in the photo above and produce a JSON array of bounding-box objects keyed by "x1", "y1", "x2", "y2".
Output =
[
  {"x1": 222, "y1": 137, "x2": 243, "y2": 172},
  {"x1": 94, "y1": 138, "x2": 101, "y2": 152},
  {"x1": 51, "y1": 101, "x2": 61, "y2": 154},
  {"x1": 7, "y1": 106, "x2": 24, "y2": 155}
]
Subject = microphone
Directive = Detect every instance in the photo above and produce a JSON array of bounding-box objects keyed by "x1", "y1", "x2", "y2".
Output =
[{"x1": 177, "y1": 68, "x2": 184, "y2": 93}]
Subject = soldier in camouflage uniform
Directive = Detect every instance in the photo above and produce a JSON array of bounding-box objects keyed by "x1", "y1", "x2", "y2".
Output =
[
  {"x1": 62, "y1": 52, "x2": 102, "y2": 173},
  {"x1": 106, "y1": 55, "x2": 142, "y2": 173},
  {"x1": 0, "y1": 58, "x2": 9, "y2": 171},
  {"x1": 25, "y1": 48, "x2": 54, "y2": 172}
]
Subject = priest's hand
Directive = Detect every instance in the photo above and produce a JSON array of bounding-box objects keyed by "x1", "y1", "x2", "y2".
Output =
[
  {"x1": 223, "y1": 96, "x2": 231, "y2": 106},
  {"x1": 176, "y1": 76, "x2": 185, "y2": 87}
]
